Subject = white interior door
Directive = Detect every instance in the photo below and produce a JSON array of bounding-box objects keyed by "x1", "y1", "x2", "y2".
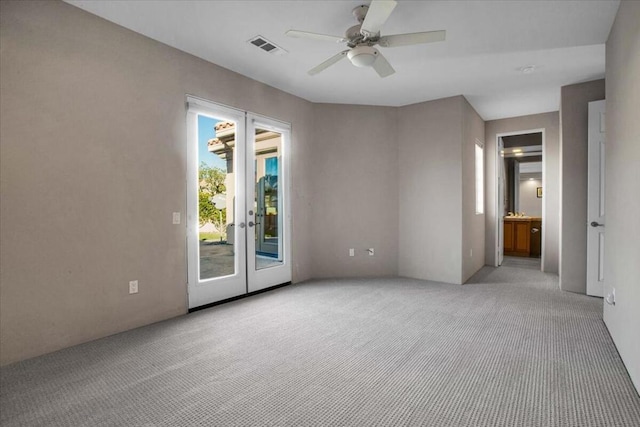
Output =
[
  {"x1": 587, "y1": 99, "x2": 606, "y2": 297},
  {"x1": 247, "y1": 115, "x2": 292, "y2": 292},
  {"x1": 186, "y1": 98, "x2": 291, "y2": 309}
]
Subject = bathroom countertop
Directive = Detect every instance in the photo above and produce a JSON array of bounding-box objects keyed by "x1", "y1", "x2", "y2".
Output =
[{"x1": 504, "y1": 216, "x2": 542, "y2": 221}]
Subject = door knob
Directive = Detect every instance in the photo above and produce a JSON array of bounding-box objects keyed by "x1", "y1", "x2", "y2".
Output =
[
  {"x1": 590, "y1": 221, "x2": 604, "y2": 227},
  {"x1": 248, "y1": 221, "x2": 255, "y2": 227},
  {"x1": 238, "y1": 222, "x2": 246, "y2": 228}
]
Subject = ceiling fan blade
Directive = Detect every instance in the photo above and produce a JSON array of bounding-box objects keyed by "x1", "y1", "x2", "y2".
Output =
[
  {"x1": 361, "y1": 0, "x2": 397, "y2": 37},
  {"x1": 308, "y1": 50, "x2": 350, "y2": 76},
  {"x1": 286, "y1": 30, "x2": 346, "y2": 43},
  {"x1": 372, "y1": 50, "x2": 395, "y2": 78},
  {"x1": 378, "y1": 30, "x2": 446, "y2": 48}
]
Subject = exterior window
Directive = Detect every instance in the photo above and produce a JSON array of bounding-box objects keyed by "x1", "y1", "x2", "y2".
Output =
[{"x1": 475, "y1": 140, "x2": 484, "y2": 214}]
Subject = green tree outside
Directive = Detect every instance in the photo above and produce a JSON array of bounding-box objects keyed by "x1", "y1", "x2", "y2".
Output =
[{"x1": 199, "y1": 162, "x2": 227, "y2": 241}]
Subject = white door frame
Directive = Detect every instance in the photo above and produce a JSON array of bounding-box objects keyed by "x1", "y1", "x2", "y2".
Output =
[
  {"x1": 495, "y1": 128, "x2": 546, "y2": 270},
  {"x1": 497, "y1": 136, "x2": 505, "y2": 266}
]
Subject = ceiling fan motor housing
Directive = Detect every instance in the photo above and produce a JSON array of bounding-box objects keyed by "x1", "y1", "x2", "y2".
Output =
[
  {"x1": 347, "y1": 45, "x2": 378, "y2": 67},
  {"x1": 345, "y1": 25, "x2": 363, "y2": 42}
]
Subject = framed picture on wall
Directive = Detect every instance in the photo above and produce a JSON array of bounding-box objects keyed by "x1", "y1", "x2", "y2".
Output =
[{"x1": 537, "y1": 187, "x2": 543, "y2": 198}]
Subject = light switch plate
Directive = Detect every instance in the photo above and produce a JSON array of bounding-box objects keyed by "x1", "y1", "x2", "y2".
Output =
[
  {"x1": 129, "y1": 280, "x2": 138, "y2": 294},
  {"x1": 172, "y1": 212, "x2": 181, "y2": 224}
]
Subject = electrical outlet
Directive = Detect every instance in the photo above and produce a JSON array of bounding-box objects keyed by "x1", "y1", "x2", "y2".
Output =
[
  {"x1": 367, "y1": 248, "x2": 374, "y2": 256},
  {"x1": 129, "y1": 280, "x2": 139, "y2": 294},
  {"x1": 172, "y1": 212, "x2": 181, "y2": 224},
  {"x1": 349, "y1": 248, "x2": 355, "y2": 257},
  {"x1": 605, "y1": 288, "x2": 616, "y2": 306}
]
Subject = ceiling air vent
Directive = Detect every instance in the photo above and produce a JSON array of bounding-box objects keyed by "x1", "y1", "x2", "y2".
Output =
[{"x1": 248, "y1": 35, "x2": 287, "y2": 55}]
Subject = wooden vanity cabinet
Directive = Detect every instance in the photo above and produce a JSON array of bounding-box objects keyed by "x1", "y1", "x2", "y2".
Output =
[
  {"x1": 530, "y1": 220, "x2": 542, "y2": 257},
  {"x1": 504, "y1": 221, "x2": 515, "y2": 253},
  {"x1": 504, "y1": 218, "x2": 541, "y2": 257}
]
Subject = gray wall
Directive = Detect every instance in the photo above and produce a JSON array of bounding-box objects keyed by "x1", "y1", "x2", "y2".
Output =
[
  {"x1": 310, "y1": 104, "x2": 398, "y2": 278},
  {"x1": 485, "y1": 113, "x2": 560, "y2": 272},
  {"x1": 603, "y1": 0, "x2": 640, "y2": 392},
  {"x1": 462, "y1": 98, "x2": 486, "y2": 282},
  {"x1": 519, "y1": 179, "x2": 543, "y2": 217},
  {"x1": 559, "y1": 80, "x2": 605, "y2": 294},
  {"x1": 398, "y1": 97, "x2": 463, "y2": 284},
  {"x1": 0, "y1": 0, "x2": 315, "y2": 365},
  {"x1": 398, "y1": 96, "x2": 485, "y2": 285}
]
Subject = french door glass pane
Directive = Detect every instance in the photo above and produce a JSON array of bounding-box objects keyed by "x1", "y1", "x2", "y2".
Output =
[
  {"x1": 197, "y1": 114, "x2": 237, "y2": 280},
  {"x1": 253, "y1": 127, "x2": 283, "y2": 270}
]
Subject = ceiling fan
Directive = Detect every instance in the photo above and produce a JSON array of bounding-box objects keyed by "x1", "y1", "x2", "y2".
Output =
[{"x1": 286, "y1": 0, "x2": 446, "y2": 78}]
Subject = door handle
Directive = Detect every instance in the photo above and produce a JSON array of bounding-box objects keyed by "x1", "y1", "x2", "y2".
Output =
[
  {"x1": 590, "y1": 221, "x2": 604, "y2": 227},
  {"x1": 248, "y1": 221, "x2": 261, "y2": 227}
]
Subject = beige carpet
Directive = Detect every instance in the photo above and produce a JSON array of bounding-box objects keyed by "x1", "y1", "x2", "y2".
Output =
[{"x1": 1, "y1": 266, "x2": 639, "y2": 426}]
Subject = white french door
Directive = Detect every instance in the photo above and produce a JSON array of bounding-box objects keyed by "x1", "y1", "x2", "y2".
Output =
[
  {"x1": 186, "y1": 97, "x2": 291, "y2": 309},
  {"x1": 246, "y1": 115, "x2": 292, "y2": 293}
]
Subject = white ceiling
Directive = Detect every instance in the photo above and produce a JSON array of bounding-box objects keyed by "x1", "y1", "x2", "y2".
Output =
[{"x1": 66, "y1": 0, "x2": 619, "y2": 120}]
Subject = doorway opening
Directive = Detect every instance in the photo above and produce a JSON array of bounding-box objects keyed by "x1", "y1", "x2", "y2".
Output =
[{"x1": 496, "y1": 130, "x2": 544, "y2": 271}]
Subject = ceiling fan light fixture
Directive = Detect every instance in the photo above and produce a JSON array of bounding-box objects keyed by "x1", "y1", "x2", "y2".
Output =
[{"x1": 347, "y1": 45, "x2": 378, "y2": 67}]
